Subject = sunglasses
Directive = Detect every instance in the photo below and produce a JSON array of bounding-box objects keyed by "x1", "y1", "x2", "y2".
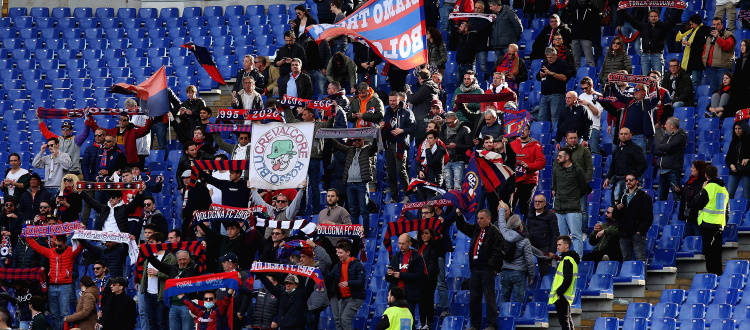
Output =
[
  {"x1": 61, "y1": 127, "x2": 72, "y2": 131},
  {"x1": 634, "y1": 88, "x2": 644, "y2": 92},
  {"x1": 272, "y1": 232, "x2": 283, "y2": 236},
  {"x1": 93, "y1": 267, "x2": 102, "y2": 270},
  {"x1": 143, "y1": 203, "x2": 153, "y2": 207},
  {"x1": 203, "y1": 297, "x2": 215, "y2": 301},
  {"x1": 105, "y1": 140, "x2": 115, "y2": 143},
  {"x1": 534, "y1": 200, "x2": 545, "y2": 203},
  {"x1": 47, "y1": 144, "x2": 55, "y2": 148},
  {"x1": 118, "y1": 118, "x2": 128, "y2": 122},
  {"x1": 626, "y1": 179, "x2": 637, "y2": 182},
  {"x1": 275, "y1": 200, "x2": 288, "y2": 204},
  {"x1": 40, "y1": 206, "x2": 50, "y2": 209},
  {"x1": 63, "y1": 178, "x2": 72, "y2": 182},
  {"x1": 613, "y1": 42, "x2": 622, "y2": 45}
]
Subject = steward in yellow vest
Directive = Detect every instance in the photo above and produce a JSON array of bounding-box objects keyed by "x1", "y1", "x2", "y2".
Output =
[
  {"x1": 690, "y1": 165, "x2": 728, "y2": 275},
  {"x1": 549, "y1": 235, "x2": 579, "y2": 330},
  {"x1": 375, "y1": 287, "x2": 414, "y2": 330}
]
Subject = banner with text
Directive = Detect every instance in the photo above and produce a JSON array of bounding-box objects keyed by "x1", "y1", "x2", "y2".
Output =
[
  {"x1": 248, "y1": 122, "x2": 315, "y2": 189},
  {"x1": 21, "y1": 221, "x2": 85, "y2": 238},
  {"x1": 305, "y1": 0, "x2": 427, "y2": 70}
]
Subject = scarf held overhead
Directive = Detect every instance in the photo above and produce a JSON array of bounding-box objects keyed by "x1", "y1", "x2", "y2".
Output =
[
  {"x1": 135, "y1": 241, "x2": 206, "y2": 282},
  {"x1": 448, "y1": 13, "x2": 496, "y2": 21},
  {"x1": 255, "y1": 218, "x2": 317, "y2": 235},
  {"x1": 216, "y1": 109, "x2": 284, "y2": 122},
  {"x1": 607, "y1": 73, "x2": 657, "y2": 89},
  {"x1": 192, "y1": 205, "x2": 253, "y2": 224},
  {"x1": 36, "y1": 107, "x2": 146, "y2": 119},
  {"x1": 76, "y1": 181, "x2": 144, "y2": 190},
  {"x1": 188, "y1": 160, "x2": 249, "y2": 188},
  {"x1": 383, "y1": 218, "x2": 443, "y2": 252},
  {"x1": 617, "y1": 0, "x2": 687, "y2": 10},
  {"x1": 72, "y1": 230, "x2": 138, "y2": 265},
  {"x1": 206, "y1": 124, "x2": 254, "y2": 133},
  {"x1": 315, "y1": 224, "x2": 365, "y2": 239},
  {"x1": 21, "y1": 221, "x2": 85, "y2": 237},
  {"x1": 250, "y1": 262, "x2": 325, "y2": 288},
  {"x1": 454, "y1": 93, "x2": 518, "y2": 104},
  {"x1": 163, "y1": 271, "x2": 240, "y2": 304}
]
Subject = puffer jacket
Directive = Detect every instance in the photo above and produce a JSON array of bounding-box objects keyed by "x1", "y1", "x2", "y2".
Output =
[
  {"x1": 428, "y1": 42, "x2": 447, "y2": 69},
  {"x1": 12, "y1": 237, "x2": 44, "y2": 268},
  {"x1": 80, "y1": 240, "x2": 129, "y2": 278},
  {"x1": 653, "y1": 128, "x2": 687, "y2": 172},
  {"x1": 497, "y1": 209, "x2": 536, "y2": 279},
  {"x1": 599, "y1": 50, "x2": 632, "y2": 83},
  {"x1": 440, "y1": 123, "x2": 472, "y2": 163},
  {"x1": 252, "y1": 287, "x2": 280, "y2": 329},
  {"x1": 65, "y1": 286, "x2": 99, "y2": 330},
  {"x1": 526, "y1": 208, "x2": 560, "y2": 253},
  {"x1": 25, "y1": 237, "x2": 83, "y2": 284},
  {"x1": 407, "y1": 80, "x2": 439, "y2": 122},
  {"x1": 332, "y1": 140, "x2": 378, "y2": 183},
  {"x1": 327, "y1": 257, "x2": 367, "y2": 299},
  {"x1": 510, "y1": 138, "x2": 546, "y2": 184},
  {"x1": 490, "y1": 5, "x2": 523, "y2": 49}
]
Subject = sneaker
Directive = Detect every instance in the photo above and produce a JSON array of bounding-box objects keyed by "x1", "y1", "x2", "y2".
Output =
[
  {"x1": 602, "y1": 254, "x2": 610, "y2": 261},
  {"x1": 440, "y1": 310, "x2": 451, "y2": 318}
]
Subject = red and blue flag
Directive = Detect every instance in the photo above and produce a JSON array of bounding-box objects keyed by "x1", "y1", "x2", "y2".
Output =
[
  {"x1": 131, "y1": 66, "x2": 170, "y2": 117},
  {"x1": 305, "y1": 0, "x2": 428, "y2": 70},
  {"x1": 181, "y1": 42, "x2": 227, "y2": 85}
]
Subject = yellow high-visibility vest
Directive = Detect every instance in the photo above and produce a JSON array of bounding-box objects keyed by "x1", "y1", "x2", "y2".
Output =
[
  {"x1": 382, "y1": 305, "x2": 413, "y2": 330},
  {"x1": 698, "y1": 182, "x2": 728, "y2": 227},
  {"x1": 548, "y1": 255, "x2": 578, "y2": 305}
]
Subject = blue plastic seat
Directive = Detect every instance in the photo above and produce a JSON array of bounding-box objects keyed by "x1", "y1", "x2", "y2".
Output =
[
  {"x1": 165, "y1": 17, "x2": 185, "y2": 28},
  {"x1": 185, "y1": 16, "x2": 206, "y2": 28},
  {"x1": 148, "y1": 27, "x2": 166, "y2": 38},
  {"x1": 713, "y1": 288, "x2": 740, "y2": 305},
  {"x1": 2, "y1": 38, "x2": 22, "y2": 48},
  {"x1": 621, "y1": 317, "x2": 647, "y2": 330},
  {"x1": 29, "y1": 7, "x2": 48, "y2": 17},
  {"x1": 67, "y1": 68, "x2": 88, "y2": 79},
  {"x1": 117, "y1": 8, "x2": 136, "y2": 19},
  {"x1": 685, "y1": 289, "x2": 713, "y2": 305},
  {"x1": 40, "y1": 28, "x2": 61, "y2": 39},
  {"x1": 188, "y1": 26, "x2": 208, "y2": 37},
  {"x1": 53, "y1": 99, "x2": 73, "y2": 109},
  {"x1": 709, "y1": 319, "x2": 735, "y2": 330},
  {"x1": 182, "y1": 7, "x2": 202, "y2": 18},
  {"x1": 168, "y1": 27, "x2": 187, "y2": 38},
  {"x1": 95, "y1": 8, "x2": 114, "y2": 18},
  {"x1": 705, "y1": 304, "x2": 733, "y2": 323},
  {"x1": 717, "y1": 273, "x2": 746, "y2": 290},
  {"x1": 660, "y1": 289, "x2": 685, "y2": 304},
  {"x1": 206, "y1": 16, "x2": 227, "y2": 27},
  {"x1": 651, "y1": 303, "x2": 679, "y2": 320},
  {"x1": 44, "y1": 70, "x2": 66, "y2": 83},
  {"x1": 680, "y1": 318, "x2": 706, "y2": 330},
  {"x1": 516, "y1": 302, "x2": 548, "y2": 325},
  {"x1": 678, "y1": 303, "x2": 706, "y2": 321},
  {"x1": 581, "y1": 274, "x2": 614, "y2": 296},
  {"x1": 267, "y1": 4, "x2": 287, "y2": 16},
  {"x1": 19, "y1": 27, "x2": 40, "y2": 39},
  {"x1": 79, "y1": 17, "x2": 99, "y2": 29},
  {"x1": 204, "y1": 6, "x2": 223, "y2": 17},
  {"x1": 138, "y1": 8, "x2": 157, "y2": 19},
  {"x1": 8, "y1": 89, "x2": 29, "y2": 100},
  {"x1": 249, "y1": 15, "x2": 268, "y2": 26},
  {"x1": 225, "y1": 5, "x2": 244, "y2": 17},
  {"x1": 51, "y1": 78, "x2": 71, "y2": 89},
  {"x1": 246, "y1": 5, "x2": 265, "y2": 16},
  {"x1": 691, "y1": 274, "x2": 718, "y2": 290},
  {"x1": 73, "y1": 7, "x2": 93, "y2": 18},
  {"x1": 25, "y1": 79, "x2": 45, "y2": 91},
  {"x1": 159, "y1": 8, "x2": 179, "y2": 19},
  {"x1": 593, "y1": 317, "x2": 619, "y2": 330},
  {"x1": 648, "y1": 249, "x2": 676, "y2": 270},
  {"x1": 13, "y1": 16, "x2": 34, "y2": 29},
  {"x1": 209, "y1": 26, "x2": 229, "y2": 37},
  {"x1": 499, "y1": 302, "x2": 523, "y2": 318},
  {"x1": 66, "y1": 38, "x2": 86, "y2": 50},
  {"x1": 16, "y1": 59, "x2": 37, "y2": 70},
  {"x1": 151, "y1": 37, "x2": 172, "y2": 48},
  {"x1": 441, "y1": 316, "x2": 464, "y2": 329},
  {"x1": 595, "y1": 261, "x2": 619, "y2": 275},
  {"x1": 99, "y1": 17, "x2": 119, "y2": 29}
]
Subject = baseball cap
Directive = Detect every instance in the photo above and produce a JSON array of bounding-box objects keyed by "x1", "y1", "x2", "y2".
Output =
[
  {"x1": 181, "y1": 170, "x2": 192, "y2": 178},
  {"x1": 219, "y1": 252, "x2": 238, "y2": 264},
  {"x1": 110, "y1": 277, "x2": 128, "y2": 287},
  {"x1": 61, "y1": 122, "x2": 73, "y2": 129},
  {"x1": 431, "y1": 99, "x2": 443, "y2": 110},
  {"x1": 284, "y1": 275, "x2": 299, "y2": 284},
  {"x1": 29, "y1": 173, "x2": 41, "y2": 181}
]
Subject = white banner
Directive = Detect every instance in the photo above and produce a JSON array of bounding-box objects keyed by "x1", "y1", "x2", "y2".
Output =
[
  {"x1": 72, "y1": 230, "x2": 139, "y2": 265},
  {"x1": 249, "y1": 122, "x2": 315, "y2": 189}
]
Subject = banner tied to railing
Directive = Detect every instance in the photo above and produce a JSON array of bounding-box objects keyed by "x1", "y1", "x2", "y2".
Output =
[
  {"x1": 617, "y1": 0, "x2": 687, "y2": 9},
  {"x1": 216, "y1": 109, "x2": 284, "y2": 122}
]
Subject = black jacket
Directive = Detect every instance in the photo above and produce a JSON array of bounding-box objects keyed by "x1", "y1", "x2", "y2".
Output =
[
  {"x1": 679, "y1": 175, "x2": 706, "y2": 221},
  {"x1": 531, "y1": 24, "x2": 573, "y2": 60},
  {"x1": 412, "y1": 238, "x2": 443, "y2": 277},
  {"x1": 607, "y1": 140, "x2": 647, "y2": 179},
  {"x1": 725, "y1": 132, "x2": 750, "y2": 176},
  {"x1": 199, "y1": 171, "x2": 251, "y2": 208},
  {"x1": 80, "y1": 240, "x2": 128, "y2": 277},
  {"x1": 11, "y1": 237, "x2": 44, "y2": 268},
  {"x1": 257, "y1": 274, "x2": 315, "y2": 329},
  {"x1": 614, "y1": 188, "x2": 654, "y2": 236},
  {"x1": 455, "y1": 214, "x2": 504, "y2": 272},
  {"x1": 171, "y1": 119, "x2": 216, "y2": 156},
  {"x1": 331, "y1": 140, "x2": 379, "y2": 183},
  {"x1": 274, "y1": 44, "x2": 307, "y2": 76},
  {"x1": 555, "y1": 104, "x2": 592, "y2": 141},
  {"x1": 440, "y1": 123, "x2": 472, "y2": 162},
  {"x1": 386, "y1": 249, "x2": 425, "y2": 302},
  {"x1": 251, "y1": 286, "x2": 280, "y2": 329},
  {"x1": 232, "y1": 68, "x2": 265, "y2": 94},
  {"x1": 18, "y1": 188, "x2": 52, "y2": 221},
  {"x1": 100, "y1": 292, "x2": 137, "y2": 329},
  {"x1": 562, "y1": 0, "x2": 600, "y2": 40},
  {"x1": 327, "y1": 257, "x2": 367, "y2": 299},
  {"x1": 0, "y1": 209, "x2": 23, "y2": 243},
  {"x1": 555, "y1": 250, "x2": 580, "y2": 297},
  {"x1": 278, "y1": 72, "x2": 314, "y2": 100},
  {"x1": 624, "y1": 10, "x2": 683, "y2": 53},
  {"x1": 81, "y1": 191, "x2": 143, "y2": 235},
  {"x1": 176, "y1": 151, "x2": 212, "y2": 189},
  {"x1": 685, "y1": 25, "x2": 711, "y2": 71},
  {"x1": 456, "y1": 30, "x2": 480, "y2": 64},
  {"x1": 526, "y1": 208, "x2": 560, "y2": 253},
  {"x1": 662, "y1": 70, "x2": 695, "y2": 106},
  {"x1": 137, "y1": 210, "x2": 169, "y2": 241},
  {"x1": 653, "y1": 129, "x2": 687, "y2": 172},
  {"x1": 421, "y1": 145, "x2": 447, "y2": 185}
]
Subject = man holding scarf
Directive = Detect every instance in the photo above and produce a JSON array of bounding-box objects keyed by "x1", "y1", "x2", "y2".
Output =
[
  {"x1": 452, "y1": 71, "x2": 484, "y2": 124},
  {"x1": 147, "y1": 250, "x2": 201, "y2": 330},
  {"x1": 348, "y1": 82, "x2": 384, "y2": 129},
  {"x1": 381, "y1": 93, "x2": 417, "y2": 204},
  {"x1": 493, "y1": 44, "x2": 528, "y2": 93},
  {"x1": 483, "y1": 72, "x2": 518, "y2": 111}
]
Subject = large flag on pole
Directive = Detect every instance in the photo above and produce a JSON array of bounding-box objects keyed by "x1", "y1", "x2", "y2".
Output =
[
  {"x1": 305, "y1": 0, "x2": 428, "y2": 70},
  {"x1": 181, "y1": 42, "x2": 227, "y2": 85},
  {"x1": 111, "y1": 66, "x2": 170, "y2": 117}
]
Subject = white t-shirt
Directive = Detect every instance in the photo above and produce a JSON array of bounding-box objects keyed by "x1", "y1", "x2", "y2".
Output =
[
  {"x1": 208, "y1": 171, "x2": 231, "y2": 205},
  {"x1": 579, "y1": 92, "x2": 603, "y2": 130},
  {"x1": 103, "y1": 201, "x2": 124, "y2": 232},
  {"x1": 233, "y1": 144, "x2": 248, "y2": 161},
  {"x1": 4, "y1": 168, "x2": 29, "y2": 197},
  {"x1": 147, "y1": 252, "x2": 165, "y2": 294}
]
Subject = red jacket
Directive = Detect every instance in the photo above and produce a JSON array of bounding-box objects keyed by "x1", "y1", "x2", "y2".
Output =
[
  {"x1": 25, "y1": 237, "x2": 83, "y2": 284},
  {"x1": 510, "y1": 138, "x2": 546, "y2": 184},
  {"x1": 86, "y1": 119, "x2": 153, "y2": 164}
]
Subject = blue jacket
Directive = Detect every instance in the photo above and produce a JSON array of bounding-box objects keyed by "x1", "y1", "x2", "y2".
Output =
[
  {"x1": 327, "y1": 257, "x2": 367, "y2": 299},
  {"x1": 382, "y1": 105, "x2": 417, "y2": 147}
]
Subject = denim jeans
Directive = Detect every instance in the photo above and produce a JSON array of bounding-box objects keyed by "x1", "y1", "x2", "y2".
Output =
[
  {"x1": 469, "y1": 269, "x2": 498, "y2": 328},
  {"x1": 641, "y1": 53, "x2": 664, "y2": 76},
  {"x1": 19, "y1": 321, "x2": 30, "y2": 329},
  {"x1": 630, "y1": 134, "x2": 647, "y2": 153},
  {"x1": 500, "y1": 270, "x2": 527, "y2": 303},
  {"x1": 539, "y1": 93, "x2": 564, "y2": 123},
  {"x1": 443, "y1": 161, "x2": 465, "y2": 190},
  {"x1": 589, "y1": 128, "x2": 601, "y2": 155},
  {"x1": 137, "y1": 289, "x2": 149, "y2": 330},
  {"x1": 333, "y1": 297, "x2": 363, "y2": 330},
  {"x1": 46, "y1": 187, "x2": 60, "y2": 199},
  {"x1": 727, "y1": 174, "x2": 750, "y2": 199},
  {"x1": 144, "y1": 292, "x2": 169, "y2": 329},
  {"x1": 439, "y1": 3, "x2": 455, "y2": 31},
  {"x1": 169, "y1": 304, "x2": 194, "y2": 330},
  {"x1": 457, "y1": 63, "x2": 475, "y2": 77},
  {"x1": 610, "y1": 176, "x2": 626, "y2": 202},
  {"x1": 48, "y1": 284, "x2": 72, "y2": 330},
  {"x1": 152, "y1": 122, "x2": 168, "y2": 152},
  {"x1": 658, "y1": 170, "x2": 682, "y2": 201},
  {"x1": 620, "y1": 23, "x2": 642, "y2": 56},
  {"x1": 347, "y1": 182, "x2": 370, "y2": 230},
  {"x1": 436, "y1": 256, "x2": 449, "y2": 309},
  {"x1": 308, "y1": 69, "x2": 328, "y2": 97},
  {"x1": 556, "y1": 212, "x2": 583, "y2": 255},
  {"x1": 475, "y1": 51, "x2": 488, "y2": 77},
  {"x1": 620, "y1": 232, "x2": 647, "y2": 261},
  {"x1": 691, "y1": 70, "x2": 703, "y2": 87},
  {"x1": 307, "y1": 159, "x2": 322, "y2": 216},
  {"x1": 571, "y1": 39, "x2": 596, "y2": 67},
  {"x1": 704, "y1": 66, "x2": 732, "y2": 92}
]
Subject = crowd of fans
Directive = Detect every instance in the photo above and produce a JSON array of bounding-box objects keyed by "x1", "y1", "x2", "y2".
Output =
[{"x1": 0, "y1": 0, "x2": 745, "y2": 329}]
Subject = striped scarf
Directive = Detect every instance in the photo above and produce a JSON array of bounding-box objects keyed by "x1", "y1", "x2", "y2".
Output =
[
  {"x1": 454, "y1": 92, "x2": 517, "y2": 104},
  {"x1": 216, "y1": 109, "x2": 284, "y2": 122},
  {"x1": 255, "y1": 218, "x2": 317, "y2": 235},
  {"x1": 206, "y1": 124, "x2": 253, "y2": 133},
  {"x1": 188, "y1": 160, "x2": 249, "y2": 188},
  {"x1": 0, "y1": 268, "x2": 47, "y2": 292},
  {"x1": 76, "y1": 182, "x2": 144, "y2": 190},
  {"x1": 135, "y1": 241, "x2": 206, "y2": 282},
  {"x1": 250, "y1": 262, "x2": 325, "y2": 288},
  {"x1": 21, "y1": 221, "x2": 85, "y2": 237},
  {"x1": 37, "y1": 107, "x2": 145, "y2": 119},
  {"x1": 383, "y1": 218, "x2": 443, "y2": 253}
]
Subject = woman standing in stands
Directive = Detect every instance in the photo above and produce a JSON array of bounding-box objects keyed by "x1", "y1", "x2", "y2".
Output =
[
  {"x1": 726, "y1": 123, "x2": 750, "y2": 199},
  {"x1": 412, "y1": 224, "x2": 443, "y2": 329},
  {"x1": 706, "y1": 72, "x2": 732, "y2": 118},
  {"x1": 63, "y1": 276, "x2": 99, "y2": 330},
  {"x1": 178, "y1": 85, "x2": 207, "y2": 130},
  {"x1": 599, "y1": 36, "x2": 632, "y2": 84},
  {"x1": 732, "y1": 40, "x2": 750, "y2": 109},
  {"x1": 678, "y1": 160, "x2": 707, "y2": 237},
  {"x1": 290, "y1": 5, "x2": 318, "y2": 47},
  {"x1": 425, "y1": 28, "x2": 447, "y2": 75},
  {"x1": 54, "y1": 173, "x2": 82, "y2": 223}
]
